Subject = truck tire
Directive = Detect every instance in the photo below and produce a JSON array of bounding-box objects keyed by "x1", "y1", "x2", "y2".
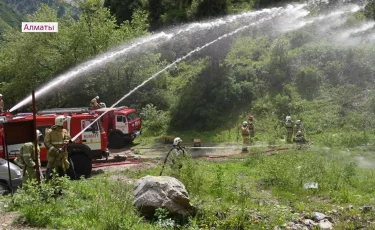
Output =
[
  {"x1": 108, "y1": 132, "x2": 125, "y2": 149},
  {"x1": 0, "y1": 182, "x2": 9, "y2": 196},
  {"x1": 66, "y1": 153, "x2": 92, "y2": 180}
]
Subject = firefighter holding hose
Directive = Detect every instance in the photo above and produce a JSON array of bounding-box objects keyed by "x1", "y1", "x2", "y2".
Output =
[
  {"x1": 160, "y1": 137, "x2": 187, "y2": 176},
  {"x1": 44, "y1": 116, "x2": 71, "y2": 180}
]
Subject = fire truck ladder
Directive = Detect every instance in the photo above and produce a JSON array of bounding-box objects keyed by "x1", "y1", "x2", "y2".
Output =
[{"x1": 38, "y1": 107, "x2": 91, "y2": 115}]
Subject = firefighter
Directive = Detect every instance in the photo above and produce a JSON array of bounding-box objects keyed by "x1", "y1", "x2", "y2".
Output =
[
  {"x1": 294, "y1": 130, "x2": 307, "y2": 149},
  {"x1": 293, "y1": 119, "x2": 304, "y2": 136},
  {"x1": 169, "y1": 137, "x2": 186, "y2": 170},
  {"x1": 90, "y1": 96, "x2": 101, "y2": 109},
  {"x1": 248, "y1": 115, "x2": 255, "y2": 143},
  {"x1": 0, "y1": 94, "x2": 4, "y2": 112},
  {"x1": 285, "y1": 116, "x2": 294, "y2": 143},
  {"x1": 15, "y1": 130, "x2": 43, "y2": 183},
  {"x1": 241, "y1": 121, "x2": 250, "y2": 152},
  {"x1": 44, "y1": 116, "x2": 71, "y2": 180}
]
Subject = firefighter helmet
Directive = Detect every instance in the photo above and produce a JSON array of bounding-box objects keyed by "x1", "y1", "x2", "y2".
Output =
[
  {"x1": 55, "y1": 116, "x2": 67, "y2": 126},
  {"x1": 173, "y1": 137, "x2": 182, "y2": 146},
  {"x1": 36, "y1": 129, "x2": 42, "y2": 137},
  {"x1": 296, "y1": 120, "x2": 301, "y2": 125},
  {"x1": 242, "y1": 121, "x2": 248, "y2": 126},
  {"x1": 286, "y1": 116, "x2": 291, "y2": 121},
  {"x1": 0, "y1": 94, "x2": 3, "y2": 97},
  {"x1": 95, "y1": 96, "x2": 99, "y2": 100},
  {"x1": 296, "y1": 130, "x2": 302, "y2": 135}
]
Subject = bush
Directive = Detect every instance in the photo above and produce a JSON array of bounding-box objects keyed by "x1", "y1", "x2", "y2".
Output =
[{"x1": 140, "y1": 103, "x2": 170, "y2": 136}]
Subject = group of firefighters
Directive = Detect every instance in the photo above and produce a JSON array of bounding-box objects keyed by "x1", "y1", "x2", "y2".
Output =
[
  {"x1": 9, "y1": 93, "x2": 309, "y2": 184},
  {"x1": 241, "y1": 115, "x2": 307, "y2": 152},
  {"x1": 15, "y1": 116, "x2": 71, "y2": 184},
  {"x1": 5, "y1": 95, "x2": 106, "y2": 184}
]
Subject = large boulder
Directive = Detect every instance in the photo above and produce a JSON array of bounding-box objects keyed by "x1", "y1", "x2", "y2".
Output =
[{"x1": 133, "y1": 175, "x2": 194, "y2": 217}]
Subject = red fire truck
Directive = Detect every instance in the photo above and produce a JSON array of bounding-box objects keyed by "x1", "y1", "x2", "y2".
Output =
[
  {"x1": 38, "y1": 107, "x2": 142, "y2": 149},
  {"x1": 93, "y1": 106, "x2": 142, "y2": 149},
  {"x1": 0, "y1": 110, "x2": 109, "y2": 179}
]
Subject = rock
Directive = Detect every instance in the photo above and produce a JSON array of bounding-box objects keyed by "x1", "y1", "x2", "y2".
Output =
[
  {"x1": 347, "y1": 205, "x2": 353, "y2": 210},
  {"x1": 303, "y1": 182, "x2": 319, "y2": 189},
  {"x1": 312, "y1": 212, "x2": 328, "y2": 221},
  {"x1": 294, "y1": 224, "x2": 308, "y2": 230},
  {"x1": 318, "y1": 219, "x2": 333, "y2": 229},
  {"x1": 304, "y1": 219, "x2": 317, "y2": 226},
  {"x1": 360, "y1": 206, "x2": 372, "y2": 213},
  {"x1": 273, "y1": 226, "x2": 281, "y2": 230},
  {"x1": 133, "y1": 175, "x2": 195, "y2": 217}
]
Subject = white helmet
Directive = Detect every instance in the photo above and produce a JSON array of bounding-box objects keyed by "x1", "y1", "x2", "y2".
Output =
[
  {"x1": 242, "y1": 121, "x2": 248, "y2": 126},
  {"x1": 0, "y1": 94, "x2": 3, "y2": 97},
  {"x1": 286, "y1": 116, "x2": 291, "y2": 121},
  {"x1": 36, "y1": 129, "x2": 42, "y2": 137},
  {"x1": 296, "y1": 120, "x2": 301, "y2": 125},
  {"x1": 173, "y1": 137, "x2": 182, "y2": 146},
  {"x1": 55, "y1": 115, "x2": 67, "y2": 126},
  {"x1": 296, "y1": 130, "x2": 302, "y2": 135},
  {"x1": 95, "y1": 96, "x2": 99, "y2": 100}
]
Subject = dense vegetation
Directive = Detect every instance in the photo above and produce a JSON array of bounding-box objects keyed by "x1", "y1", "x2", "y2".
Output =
[{"x1": 3, "y1": 148, "x2": 375, "y2": 229}]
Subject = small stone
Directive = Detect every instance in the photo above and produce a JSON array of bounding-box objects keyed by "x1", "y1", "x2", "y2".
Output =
[
  {"x1": 273, "y1": 227, "x2": 281, "y2": 230},
  {"x1": 330, "y1": 209, "x2": 338, "y2": 215},
  {"x1": 312, "y1": 212, "x2": 327, "y2": 221},
  {"x1": 319, "y1": 219, "x2": 333, "y2": 229},
  {"x1": 347, "y1": 205, "x2": 353, "y2": 210},
  {"x1": 360, "y1": 206, "x2": 372, "y2": 213}
]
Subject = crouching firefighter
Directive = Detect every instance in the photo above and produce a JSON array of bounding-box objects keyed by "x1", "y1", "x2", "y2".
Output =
[
  {"x1": 160, "y1": 137, "x2": 186, "y2": 176},
  {"x1": 14, "y1": 130, "x2": 43, "y2": 183},
  {"x1": 294, "y1": 130, "x2": 307, "y2": 149},
  {"x1": 44, "y1": 116, "x2": 71, "y2": 180}
]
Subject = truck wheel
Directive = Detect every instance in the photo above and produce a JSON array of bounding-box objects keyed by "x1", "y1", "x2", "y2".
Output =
[
  {"x1": 0, "y1": 182, "x2": 9, "y2": 196},
  {"x1": 66, "y1": 153, "x2": 92, "y2": 180},
  {"x1": 108, "y1": 133, "x2": 125, "y2": 149}
]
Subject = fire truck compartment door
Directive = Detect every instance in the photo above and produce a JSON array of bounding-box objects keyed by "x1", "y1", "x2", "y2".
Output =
[
  {"x1": 115, "y1": 115, "x2": 129, "y2": 134},
  {"x1": 6, "y1": 144, "x2": 23, "y2": 159},
  {"x1": 81, "y1": 120, "x2": 101, "y2": 150}
]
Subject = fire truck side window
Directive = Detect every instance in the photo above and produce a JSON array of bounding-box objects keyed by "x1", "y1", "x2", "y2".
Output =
[
  {"x1": 82, "y1": 120, "x2": 98, "y2": 132},
  {"x1": 116, "y1": 116, "x2": 122, "y2": 122},
  {"x1": 128, "y1": 113, "x2": 137, "y2": 121}
]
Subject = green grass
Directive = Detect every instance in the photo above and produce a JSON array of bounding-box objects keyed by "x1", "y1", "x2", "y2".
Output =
[{"x1": 3, "y1": 147, "x2": 375, "y2": 229}]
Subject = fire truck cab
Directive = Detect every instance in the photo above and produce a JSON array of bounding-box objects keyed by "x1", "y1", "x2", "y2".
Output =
[
  {"x1": 93, "y1": 106, "x2": 142, "y2": 149},
  {"x1": 0, "y1": 109, "x2": 109, "y2": 179}
]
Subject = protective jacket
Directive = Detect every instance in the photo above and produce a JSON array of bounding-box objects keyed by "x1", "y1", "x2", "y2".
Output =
[
  {"x1": 44, "y1": 127, "x2": 71, "y2": 170},
  {"x1": 16, "y1": 142, "x2": 40, "y2": 183},
  {"x1": 0, "y1": 100, "x2": 4, "y2": 112},
  {"x1": 293, "y1": 124, "x2": 304, "y2": 135},
  {"x1": 90, "y1": 98, "x2": 101, "y2": 109},
  {"x1": 285, "y1": 120, "x2": 294, "y2": 143},
  {"x1": 248, "y1": 120, "x2": 255, "y2": 137},
  {"x1": 294, "y1": 134, "x2": 306, "y2": 144}
]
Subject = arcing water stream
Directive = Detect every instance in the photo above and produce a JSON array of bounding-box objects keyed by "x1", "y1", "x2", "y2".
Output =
[
  {"x1": 71, "y1": 3, "x2": 365, "y2": 140},
  {"x1": 9, "y1": 6, "x2": 283, "y2": 112}
]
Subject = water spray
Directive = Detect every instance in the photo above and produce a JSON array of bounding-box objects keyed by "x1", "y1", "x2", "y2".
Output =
[
  {"x1": 9, "y1": 6, "x2": 286, "y2": 113},
  {"x1": 70, "y1": 7, "x2": 291, "y2": 142}
]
